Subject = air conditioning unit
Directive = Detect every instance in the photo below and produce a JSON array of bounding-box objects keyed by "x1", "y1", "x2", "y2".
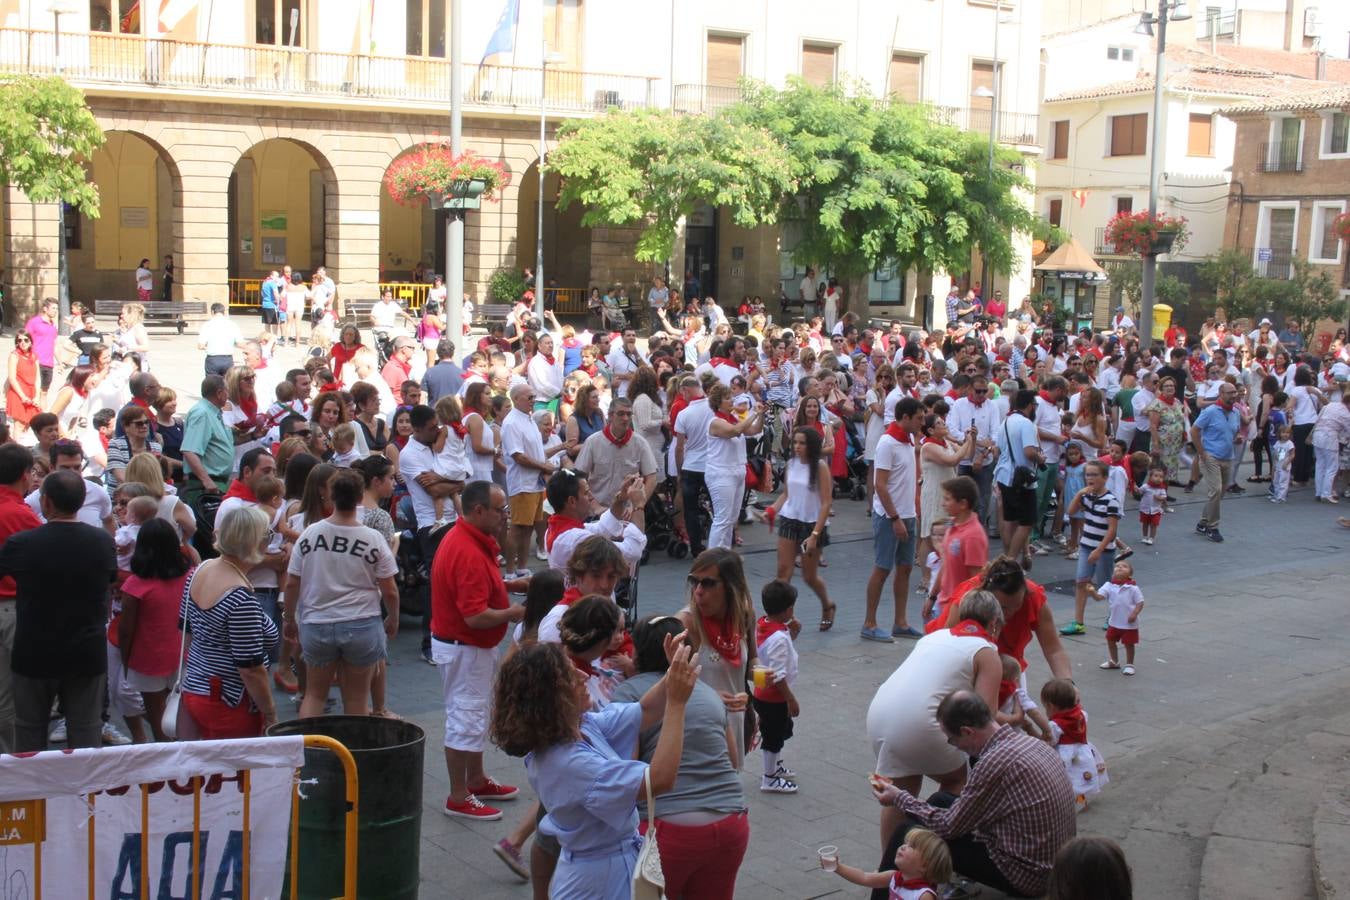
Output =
[{"x1": 1304, "y1": 7, "x2": 1321, "y2": 38}]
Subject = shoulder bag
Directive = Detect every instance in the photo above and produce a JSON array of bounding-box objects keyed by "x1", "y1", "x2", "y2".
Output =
[
  {"x1": 1005, "y1": 416, "x2": 1039, "y2": 491},
  {"x1": 632, "y1": 768, "x2": 666, "y2": 899},
  {"x1": 161, "y1": 593, "x2": 200, "y2": 740}
]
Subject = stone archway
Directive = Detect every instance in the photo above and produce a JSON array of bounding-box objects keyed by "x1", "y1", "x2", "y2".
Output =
[{"x1": 227, "y1": 137, "x2": 339, "y2": 284}]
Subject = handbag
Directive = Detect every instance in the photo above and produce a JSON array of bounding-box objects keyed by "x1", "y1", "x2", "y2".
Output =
[
  {"x1": 631, "y1": 768, "x2": 666, "y2": 899},
  {"x1": 161, "y1": 597, "x2": 199, "y2": 740},
  {"x1": 1005, "y1": 417, "x2": 1039, "y2": 491}
]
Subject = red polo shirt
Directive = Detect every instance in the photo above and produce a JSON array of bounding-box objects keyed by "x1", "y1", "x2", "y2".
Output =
[
  {"x1": 381, "y1": 356, "x2": 412, "y2": 394},
  {"x1": 925, "y1": 574, "x2": 1048, "y2": 671},
  {"x1": 0, "y1": 485, "x2": 42, "y2": 599},
  {"x1": 430, "y1": 518, "x2": 509, "y2": 647}
]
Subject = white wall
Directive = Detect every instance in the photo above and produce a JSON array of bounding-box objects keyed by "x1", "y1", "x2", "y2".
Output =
[{"x1": 1042, "y1": 18, "x2": 1149, "y2": 100}]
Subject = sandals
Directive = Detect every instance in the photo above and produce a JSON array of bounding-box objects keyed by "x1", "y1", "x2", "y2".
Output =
[{"x1": 819, "y1": 603, "x2": 837, "y2": 631}]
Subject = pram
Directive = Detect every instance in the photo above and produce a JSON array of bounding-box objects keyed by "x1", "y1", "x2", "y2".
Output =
[
  {"x1": 831, "y1": 416, "x2": 869, "y2": 501},
  {"x1": 644, "y1": 479, "x2": 684, "y2": 558}
]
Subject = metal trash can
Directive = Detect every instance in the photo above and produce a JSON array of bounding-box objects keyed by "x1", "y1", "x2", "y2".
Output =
[{"x1": 269, "y1": 716, "x2": 425, "y2": 899}]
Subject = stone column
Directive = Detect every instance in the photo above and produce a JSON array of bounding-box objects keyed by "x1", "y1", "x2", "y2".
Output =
[
  {"x1": 328, "y1": 163, "x2": 380, "y2": 304},
  {"x1": 3, "y1": 188, "x2": 61, "y2": 321},
  {"x1": 465, "y1": 184, "x2": 519, "y2": 302},
  {"x1": 928, "y1": 271, "x2": 953, "y2": 331},
  {"x1": 175, "y1": 159, "x2": 233, "y2": 306}
]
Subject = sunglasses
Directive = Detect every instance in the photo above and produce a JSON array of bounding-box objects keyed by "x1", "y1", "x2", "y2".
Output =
[{"x1": 686, "y1": 575, "x2": 722, "y2": 592}]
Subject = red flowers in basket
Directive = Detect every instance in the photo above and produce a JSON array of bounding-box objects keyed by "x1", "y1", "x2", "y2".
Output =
[
  {"x1": 384, "y1": 144, "x2": 511, "y2": 206},
  {"x1": 1103, "y1": 211, "x2": 1190, "y2": 256}
]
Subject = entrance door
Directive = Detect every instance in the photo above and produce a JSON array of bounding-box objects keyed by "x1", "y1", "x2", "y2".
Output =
[{"x1": 684, "y1": 204, "x2": 717, "y2": 300}]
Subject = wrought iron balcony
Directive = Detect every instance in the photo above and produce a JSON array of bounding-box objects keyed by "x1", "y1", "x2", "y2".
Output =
[
  {"x1": 1241, "y1": 247, "x2": 1295, "y2": 280},
  {"x1": 1257, "y1": 140, "x2": 1304, "y2": 174},
  {"x1": 671, "y1": 83, "x2": 746, "y2": 115},
  {"x1": 932, "y1": 106, "x2": 1040, "y2": 146}
]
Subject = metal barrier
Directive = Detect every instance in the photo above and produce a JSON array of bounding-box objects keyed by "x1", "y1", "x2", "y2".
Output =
[{"x1": 293, "y1": 735, "x2": 360, "y2": 900}]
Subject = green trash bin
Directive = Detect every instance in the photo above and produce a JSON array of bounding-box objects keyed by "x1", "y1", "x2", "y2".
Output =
[{"x1": 269, "y1": 716, "x2": 425, "y2": 899}]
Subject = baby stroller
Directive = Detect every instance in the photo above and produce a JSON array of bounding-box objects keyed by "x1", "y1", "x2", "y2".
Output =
[
  {"x1": 614, "y1": 567, "x2": 639, "y2": 631},
  {"x1": 644, "y1": 482, "x2": 682, "y2": 558},
  {"x1": 831, "y1": 418, "x2": 869, "y2": 501}
]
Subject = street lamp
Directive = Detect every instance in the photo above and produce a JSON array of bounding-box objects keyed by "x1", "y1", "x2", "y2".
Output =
[
  {"x1": 444, "y1": 0, "x2": 464, "y2": 346},
  {"x1": 973, "y1": 0, "x2": 1014, "y2": 302},
  {"x1": 536, "y1": 48, "x2": 565, "y2": 327},
  {"x1": 48, "y1": 0, "x2": 80, "y2": 336},
  {"x1": 1135, "y1": 0, "x2": 1191, "y2": 343}
]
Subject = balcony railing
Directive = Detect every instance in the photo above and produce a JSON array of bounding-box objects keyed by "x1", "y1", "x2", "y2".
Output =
[
  {"x1": 1258, "y1": 141, "x2": 1303, "y2": 173},
  {"x1": 933, "y1": 106, "x2": 1040, "y2": 146},
  {"x1": 1199, "y1": 12, "x2": 1236, "y2": 39},
  {"x1": 1242, "y1": 247, "x2": 1295, "y2": 280},
  {"x1": 1094, "y1": 227, "x2": 1114, "y2": 256},
  {"x1": 672, "y1": 83, "x2": 745, "y2": 115},
  {"x1": 0, "y1": 28, "x2": 657, "y2": 113}
]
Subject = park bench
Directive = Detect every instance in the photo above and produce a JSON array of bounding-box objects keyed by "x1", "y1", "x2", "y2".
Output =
[{"x1": 93, "y1": 299, "x2": 206, "y2": 334}]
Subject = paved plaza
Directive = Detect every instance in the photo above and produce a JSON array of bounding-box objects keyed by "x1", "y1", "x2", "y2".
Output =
[{"x1": 18, "y1": 326, "x2": 1350, "y2": 899}]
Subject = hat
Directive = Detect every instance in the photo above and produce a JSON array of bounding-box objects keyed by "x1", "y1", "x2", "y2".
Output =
[
  {"x1": 1116, "y1": 305, "x2": 1125, "y2": 312},
  {"x1": 1260, "y1": 318, "x2": 1272, "y2": 326}
]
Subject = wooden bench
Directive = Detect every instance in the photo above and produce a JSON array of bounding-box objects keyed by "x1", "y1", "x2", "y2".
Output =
[
  {"x1": 93, "y1": 299, "x2": 207, "y2": 334},
  {"x1": 472, "y1": 303, "x2": 511, "y2": 327}
]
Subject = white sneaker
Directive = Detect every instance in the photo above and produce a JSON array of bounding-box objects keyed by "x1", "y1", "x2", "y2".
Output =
[
  {"x1": 534, "y1": 547, "x2": 548, "y2": 562},
  {"x1": 772, "y1": 761, "x2": 798, "y2": 780},
  {"x1": 101, "y1": 722, "x2": 132, "y2": 746},
  {"x1": 760, "y1": 775, "x2": 798, "y2": 794},
  {"x1": 49, "y1": 718, "x2": 67, "y2": 743}
]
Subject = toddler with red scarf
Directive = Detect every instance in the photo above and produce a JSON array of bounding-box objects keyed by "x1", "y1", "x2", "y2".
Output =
[
  {"x1": 752, "y1": 579, "x2": 801, "y2": 794},
  {"x1": 1087, "y1": 560, "x2": 1145, "y2": 675},
  {"x1": 1041, "y1": 678, "x2": 1109, "y2": 811},
  {"x1": 996, "y1": 653, "x2": 1051, "y2": 739}
]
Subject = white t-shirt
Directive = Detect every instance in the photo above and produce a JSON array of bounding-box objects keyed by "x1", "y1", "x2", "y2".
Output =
[
  {"x1": 871, "y1": 431, "x2": 917, "y2": 519},
  {"x1": 995, "y1": 412, "x2": 1040, "y2": 488},
  {"x1": 501, "y1": 407, "x2": 547, "y2": 496},
  {"x1": 1101, "y1": 582, "x2": 1143, "y2": 630},
  {"x1": 287, "y1": 519, "x2": 397, "y2": 624},
  {"x1": 26, "y1": 479, "x2": 113, "y2": 531},
  {"x1": 115, "y1": 523, "x2": 140, "y2": 570},
  {"x1": 198, "y1": 317, "x2": 242, "y2": 356},
  {"x1": 673, "y1": 398, "x2": 714, "y2": 473},
  {"x1": 135, "y1": 267, "x2": 154, "y2": 292},
  {"x1": 216, "y1": 495, "x2": 280, "y2": 589},
  {"x1": 370, "y1": 300, "x2": 403, "y2": 331},
  {"x1": 1034, "y1": 396, "x2": 1064, "y2": 464},
  {"x1": 398, "y1": 436, "x2": 443, "y2": 529}
]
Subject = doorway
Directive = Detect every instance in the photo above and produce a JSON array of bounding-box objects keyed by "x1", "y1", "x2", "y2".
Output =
[{"x1": 684, "y1": 204, "x2": 717, "y2": 300}]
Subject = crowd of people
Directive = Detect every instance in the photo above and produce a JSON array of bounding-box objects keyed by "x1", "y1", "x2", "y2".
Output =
[{"x1": 0, "y1": 279, "x2": 1347, "y2": 899}]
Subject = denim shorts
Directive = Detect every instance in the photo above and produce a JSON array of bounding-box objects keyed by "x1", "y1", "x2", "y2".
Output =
[
  {"x1": 299, "y1": 615, "x2": 387, "y2": 667},
  {"x1": 1075, "y1": 545, "x2": 1116, "y2": 585},
  {"x1": 872, "y1": 513, "x2": 918, "y2": 571}
]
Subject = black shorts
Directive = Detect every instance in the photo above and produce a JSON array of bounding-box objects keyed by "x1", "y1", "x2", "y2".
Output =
[
  {"x1": 999, "y1": 482, "x2": 1037, "y2": 527},
  {"x1": 38, "y1": 365, "x2": 53, "y2": 391},
  {"x1": 752, "y1": 697, "x2": 793, "y2": 753},
  {"x1": 260, "y1": 307, "x2": 279, "y2": 325}
]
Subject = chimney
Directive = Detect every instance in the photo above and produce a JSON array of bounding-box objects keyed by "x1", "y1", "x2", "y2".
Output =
[{"x1": 1316, "y1": 50, "x2": 1327, "y2": 80}]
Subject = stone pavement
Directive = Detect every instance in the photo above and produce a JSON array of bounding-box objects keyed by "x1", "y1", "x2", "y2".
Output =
[{"x1": 12, "y1": 327, "x2": 1347, "y2": 899}]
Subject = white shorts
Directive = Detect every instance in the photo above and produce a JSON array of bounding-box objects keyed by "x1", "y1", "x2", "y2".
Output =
[
  {"x1": 106, "y1": 643, "x2": 146, "y2": 718},
  {"x1": 123, "y1": 668, "x2": 174, "y2": 693},
  {"x1": 435, "y1": 640, "x2": 496, "y2": 752},
  {"x1": 423, "y1": 336, "x2": 440, "y2": 351}
]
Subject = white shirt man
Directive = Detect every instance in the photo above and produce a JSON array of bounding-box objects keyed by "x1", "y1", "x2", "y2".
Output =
[
  {"x1": 947, "y1": 384, "x2": 999, "y2": 467},
  {"x1": 370, "y1": 296, "x2": 405, "y2": 333},
  {"x1": 546, "y1": 508, "x2": 647, "y2": 574},
  {"x1": 1111, "y1": 311, "x2": 1135, "y2": 332},
  {"x1": 197, "y1": 312, "x2": 243, "y2": 357},
  {"x1": 673, "y1": 396, "x2": 714, "y2": 476},
  {"x1": 399, "y1": 428, "x2": 449, "y2": 528},
  {"x1": 501, "y1": 402, "x2": 549, "y2": 498},
  {"x1": 606, "y1": 336, "x2": 645, "y2": 398},
  {"x1": 871, "y1": 420, "x2": 918, "y2": 522},
  {"x1": 1035, "y1": 389, "x2": 1066, "y2": 466},
  {"x1": 310, "y1": 274, "x2": 335, "y2": 317},
  {"x1": 526, "y1": 351, "x2": 564, "y2": 403}
]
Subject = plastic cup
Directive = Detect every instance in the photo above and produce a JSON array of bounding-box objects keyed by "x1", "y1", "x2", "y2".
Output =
[
  {"x1": 818, "y1": 845, "x2": 839, "y2": 872},
  {"x1": 752, "y1": 665, "x2": 771, "y2": 690}
]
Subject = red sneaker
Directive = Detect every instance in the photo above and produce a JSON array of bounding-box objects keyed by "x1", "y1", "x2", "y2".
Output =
[
  {"x1": 443, "y1": 795, "x2": 502, "y2": 820},
  {"x1": 467, "y1": 777, "x2": 519, "y2": 800}
]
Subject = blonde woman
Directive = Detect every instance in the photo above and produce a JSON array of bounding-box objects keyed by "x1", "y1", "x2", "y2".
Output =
[
  {"x1": 115, "y1": 303, "x2": 152, "y2": 369},
  {"x1": 223, "y1": 364, "x2": 267, "y2": 470},
  {"x1": 124, "y1": 452, "x2": 197, "y2": 546}
]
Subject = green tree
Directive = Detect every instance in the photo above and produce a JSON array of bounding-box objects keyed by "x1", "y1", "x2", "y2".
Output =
[
  {"x1": 0, "y1": 76, "x2": 104, "y2": 216},
  {"x1": 1278, "y1": 258, "x2": 1348, "y2": 339},
  {"x1": 1198, "y1": 249, "x2": 1258, "y2": 322},
  {"x1": 547, "y1": 107, "x2": 794, "y2": 262},
  {"x1": 726, "y1": 79, "x2": 1036, "y2": 309},
  {"x1": 1156, "y1": 274, "x2": 1191, "y2": 308}
]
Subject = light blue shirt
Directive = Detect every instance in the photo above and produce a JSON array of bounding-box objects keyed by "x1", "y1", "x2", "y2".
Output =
[
  {"x1": 1194, "y1": 404, "x2": 1240, "y2": 460},
  {"x1": 527, "y1": 702, "x2": 647, "y2": 899},
  {"x1": 995, "y1": 412, "x2": 1040, "y2": 487}
]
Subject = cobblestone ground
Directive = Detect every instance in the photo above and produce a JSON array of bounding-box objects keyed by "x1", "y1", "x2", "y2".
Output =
[{"x1": 36, "y1": 327, "x2": 1349, "y2": 899}]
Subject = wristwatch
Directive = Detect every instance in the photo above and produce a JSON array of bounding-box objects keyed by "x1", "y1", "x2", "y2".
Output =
[{"x1": 887, "y1": 514, "x2": 899, "y2": 522}]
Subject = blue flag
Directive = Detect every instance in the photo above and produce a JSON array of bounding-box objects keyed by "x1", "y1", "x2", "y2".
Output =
[{"x1": 480, "y1": 0, "x2": 520, "y2": 64}]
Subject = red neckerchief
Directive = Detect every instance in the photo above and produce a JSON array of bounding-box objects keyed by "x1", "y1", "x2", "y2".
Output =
[
  {"x1": 580, "y1": 363, "x2": 599, "y2": 377},
  {"x1": 950, "y1": 619, "x2": 992, "y2": 642},
  {"x1": 1051, "y1": 704, "x2": 1088, "y2": 745},
  {"x1": 1157, "y1": 395, "x2": 1177, "y2": 406},
  {"x1": 133, "y1": 397, "x2": 153, "y2": 414},
  {"x1": 922, "y1": 435, "x2": 946, "y2": 446},
  {"x1": 998, "y1": 678, "x2": 1018, "y2": 709},
  {"x1": 222, "y1": 480, "x2": 257, "y2": 503},
  {"x1": 100, "y1": 433, "x2": 110, "y2": 452},
  {"x1": 1111, "y1": 577, "x2": 1136, "y2": 586},
  {"x1": 449, "y1": 420, "x2": 468, "y2": 438},
  {"x1": 538, "y1": 353, "x2": 556, "y2": 366},
  {"x1": 568, "y1": 653, "x2": 596, "y2": 677},
  {"x1": 885, "y1": 423, "x2": 913, "y2": 444},
  {"x1": 893, "y1": 873, "x2": 937, "y2": 892},
  {"x1": 756, "y1": 616, "x2": 787, "y2": 648},
  {"x1": 1038, "y1": 390, "x2": 1055, "y2": 404},
  {"x1": 237, "y1": 395, "x2": 258, "y2": 427},
  {"x1": 561, "y1": 586, "x2": 584, "y2": 606},
  {"x1": 710, "y1": 357, "x2": 735, "y2": 369},
  {"x1": 544, "y1": 514, "x2": 585, "y2": 552},
  {"x1": 715, "y1": 411, "x2": 737, "y2": 425},
  {"x1": 602, "y1": 424, "x2": 632, "y2": 447},
  {"x1": 701, "y1": 615, "x2": 743, "y2": 667}
]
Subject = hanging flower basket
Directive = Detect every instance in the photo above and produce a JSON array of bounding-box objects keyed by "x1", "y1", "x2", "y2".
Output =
[
  {"x1": 1333, "y1": 211, "x2": 1350, "y2": 243},
  {"x1": 1103, "y1": 211, "x2": 1190, "y2": 257},
  {"x1": 384, "y1": 144, "x2": 511, "y2": 208}
]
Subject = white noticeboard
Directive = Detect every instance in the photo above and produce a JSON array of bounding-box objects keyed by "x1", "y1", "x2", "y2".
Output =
[{"x1": 0, "y1": 737, "x2": 304, "y2": 899}]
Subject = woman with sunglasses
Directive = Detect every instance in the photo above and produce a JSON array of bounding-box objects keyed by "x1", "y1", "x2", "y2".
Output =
[
  {"x1": 5, "y1": 330, "x2": 41, "y2": 434},
  {"x1": 222, "y1": 365, "x2": 268, "y2": 470},
  {"x1": 675, "y1": 548, "x2": 761, "y2": 769},
  {"x1": 104, "y1": 406, "x2": 164, "y2": 491}
]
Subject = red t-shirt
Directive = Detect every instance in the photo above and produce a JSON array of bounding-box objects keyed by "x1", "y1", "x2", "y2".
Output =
[
  {"x1": 928, "y1": 574, "x2": 1049, "y2": 670},
  {"x1": 431, "y1": 519, "x2": 509, "y2": 648},
  {"x1": 119, "y1": 571, "x2": 192, "y2": 677},
  {"x1": 0, "y1": 486, "x2": 42, "y2": 599},
  {"x1": 940, "y1": 515, "x2": 988, "y2": 603}
]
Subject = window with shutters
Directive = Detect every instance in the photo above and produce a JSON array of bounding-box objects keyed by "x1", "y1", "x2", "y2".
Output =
[
  {"x1": 1115, "y1": 196, "x2": 1133, "y2": 215},
  {"x1": 802, "y1": 43, "x2": 837, "y2": 87},
  {"x1": 255, "y1": 0, "x2": 305, "y2": 47},
  {"x1": 706, "y1": 34, "x2": 744, "y2": 87},
  {"x1": 1309, "y1": 202, "x2": 1346, "y2": 264},
  {"x1": 1187, "y1": 113, "x2": 1214, "y2": 157},
  {"x1": 1048, "y1": 198, "x2": 1063, "y2": 227},
  {"x1": 888, "y1": 53, "x2": 923, "y2": 102},
  {"x1": 1108, "y1": 113, "x2": 1148, "y2": 156},
  {"x1": 1320, "y1": 111, "x2": 1349, "y2": 157},
  {"x1": 1049, "y1": 120, "x2": 1069, "y2": 159}
]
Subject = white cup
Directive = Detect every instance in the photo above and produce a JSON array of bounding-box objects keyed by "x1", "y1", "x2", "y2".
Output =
[{"x1": 818, "y1": 845, "x2": 839, "y2": 872}]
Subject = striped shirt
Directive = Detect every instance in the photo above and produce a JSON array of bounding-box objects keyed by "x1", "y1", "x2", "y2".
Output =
[
  {"x1": 1078, "y1": 489, "x2": 1121, "y2": 549},
  {"x1": 179, "y1": 579, "x2": 278, "y2": 709}
]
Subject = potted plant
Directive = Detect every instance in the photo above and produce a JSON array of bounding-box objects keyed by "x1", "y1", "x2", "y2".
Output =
[
  {"x1": 1333, "y1": 211, "x2": 1350, "y2": 243},
  {"x1": 384, "y1": 144, "x2": 512, "y2": 209},
  {"x1": 1103, "y1": 211, "x2": 1190, "y2": 257}
]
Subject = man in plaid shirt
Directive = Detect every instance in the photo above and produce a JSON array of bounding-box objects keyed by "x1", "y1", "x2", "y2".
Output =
[{"x1": 872, "y1": 691, "x2": 1076, "y2": 898}]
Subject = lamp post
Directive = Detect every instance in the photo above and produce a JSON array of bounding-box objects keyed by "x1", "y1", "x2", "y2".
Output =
[
  {"x1": 536, "y1": 46, "x2": 564, "y2": 327},
  {"x1": 48, "y1": 0, "x2": 79, "y2": 336},
  {"x1": 444, "y1": 0, "x2": 464, "y2": 345},
  {"x1": 973, "y1": 0, "x2": 1013, "y2": 304},
  {"x1": 1134, "y1": 0, "x2": 1191, "y2": 344}
]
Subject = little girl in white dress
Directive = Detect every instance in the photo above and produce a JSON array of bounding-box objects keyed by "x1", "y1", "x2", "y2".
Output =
[{"x1": 1041, "y1": 677, "x2": 1109, "y2": 810}]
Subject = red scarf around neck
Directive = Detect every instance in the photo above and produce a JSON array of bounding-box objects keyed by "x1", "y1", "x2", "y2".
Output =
[
  {"x1": 222, "y1": 480, "x2": 257, "y2": 503},
  {"x1": 1110, "y1": 577, "x2": 1136, "y2": 586},
  {"x1": 922, "y1": 435, "x2": 946, "y2": 446},
  {"x1": 1157, "y1": 395, "x2": 1177, "y2": 406},
  {"x1": 602, "y1": 424, "x2": 632, "y2": 447},
  {"x1": 544, "y1": 514, "x2": 585, "y2": 552},
  {"x1": 710, "y1": 357, "x2": 735, "y2": 369},
  {"x1": 893, "y1": 873, "x2": 937, "y2": 892},
  {"x1": 701, "y1": 615, "x2": 743, "y2": 667},
  {"x1": 714, "y1": 411, "x2": 738, "y2": 425},
  {"x1": 1038, "y1": 390, "x2": 1056, "y2": 405},
  {"x1": 449, "y1": 420, "x2": 468, "y2": 438},
  {"x1": 1051, "y1": 704, "x2": 1088, "y2": 745},
  {"x1": 237, "y1": 394, "x2": 258, "y2": 427},
  {"x1": 580, "y1": 363, "x2": 599, "y2": 377},
  {"x1": 539, "y1": 353, "x2": 556, "y2": 366},
  {"x1": 950, "y1": 619, "x2": 993, "y2": 642},
  {"x1": 885, "y1": 422, "x2": 913, "y2": 444},
  {"x1": 998, "y1": 678, "x2": 1018, "y2": 709},
  {"x1": 560, "y1": 586, "x2": 584, "y2": 606}
]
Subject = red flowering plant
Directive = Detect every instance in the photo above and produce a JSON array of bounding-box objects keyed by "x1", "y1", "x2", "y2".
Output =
[
  {"x1": 1103, "y1": 210, "x2": 1190, "y2": 256},
  {"x1": 1333, "y1": 211, "x2": 1350, "y2": 243},
  {"x1": 384, "y1": 144, "x2": 511, "y2": 206}
]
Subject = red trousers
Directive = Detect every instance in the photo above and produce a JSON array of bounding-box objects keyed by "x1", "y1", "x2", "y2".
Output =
[
  {"x1": 641, "y1": 811, "x2": 749, "y2": 900},
  {"x1": 184, "y1": 691, "x2": 263, "y2": 739}
]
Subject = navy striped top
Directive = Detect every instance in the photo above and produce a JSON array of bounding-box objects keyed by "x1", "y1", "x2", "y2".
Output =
[{"x1": 179, "y1": 575, "x2": 277, "y2": 710}]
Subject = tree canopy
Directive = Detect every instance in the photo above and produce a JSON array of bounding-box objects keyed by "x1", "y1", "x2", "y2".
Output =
[
  {"x1": 547, "y1": 107, "x2": 794, "y2": 262},
  {"x1": 724, "y1": 79, "x2": 1036, "y2": 281},
  {"x1": 0, "y1": 76, "x2": 104, "y2": 216}
]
